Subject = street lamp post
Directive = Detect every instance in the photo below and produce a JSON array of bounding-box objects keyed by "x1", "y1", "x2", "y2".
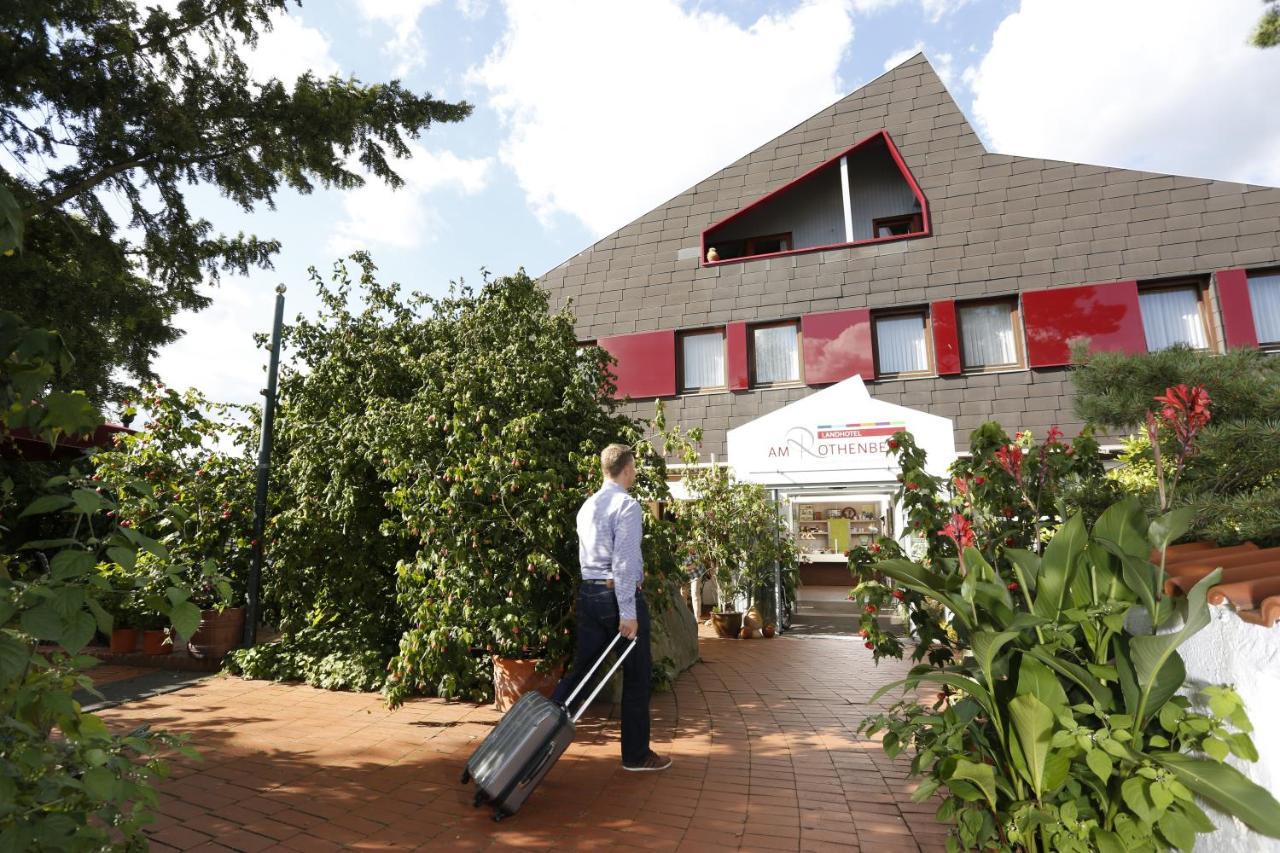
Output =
[{"x1": 243, "y1": 283, "x2": 286, "y2": 648}]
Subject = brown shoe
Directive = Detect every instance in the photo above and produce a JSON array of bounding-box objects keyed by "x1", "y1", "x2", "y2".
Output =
[{"x1": 623, "y1": 751, "x2": 672, "y2": 772}]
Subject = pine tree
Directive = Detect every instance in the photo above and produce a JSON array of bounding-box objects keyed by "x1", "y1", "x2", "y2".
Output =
[{"x1": 1072, "y1": 346, "x2": 1280, "y2": 544}]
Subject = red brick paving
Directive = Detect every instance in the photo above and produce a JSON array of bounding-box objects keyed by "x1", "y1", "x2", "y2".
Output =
[
  {"x1": 87, "y1": 663, "x2": 153, "y2": 686},
  {"x1": 98, "y1": 626, "x2": 947, "y2": 851}
]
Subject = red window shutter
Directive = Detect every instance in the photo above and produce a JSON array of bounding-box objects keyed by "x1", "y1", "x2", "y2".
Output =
[
  {"x1": 597, "y1": 330, "x2": 676, "y2": 399},
  {"x1": 1022, "y1": 281, "x2": 1146, "y2": 368},
  {"x1": 1215, "y1": 269, "x2": 1260, "y2": 349},
  {"x1": 930, "y1": 300, "x2": 962, "y2": 375},
  {"x1": 801, "y1": 308, "x2": 873, "y2": 385},
  {"x1": 726, "y1": 322, "x2": 749, "y2": 390}
]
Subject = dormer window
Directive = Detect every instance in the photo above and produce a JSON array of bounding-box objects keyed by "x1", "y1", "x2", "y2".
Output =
[{"x1": 701, "y1": 130, "x2": 929, "y2": 266}]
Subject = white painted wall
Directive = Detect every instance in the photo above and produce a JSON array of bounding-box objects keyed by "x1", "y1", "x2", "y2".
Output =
[{"x1": 1180, "y1": 608, "x2": 1280, "y2": 852}]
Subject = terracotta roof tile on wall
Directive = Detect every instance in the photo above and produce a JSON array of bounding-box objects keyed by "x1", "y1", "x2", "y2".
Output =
[{"x1": 1162, "y1": 542, "x2": 1280, "y2": 627}]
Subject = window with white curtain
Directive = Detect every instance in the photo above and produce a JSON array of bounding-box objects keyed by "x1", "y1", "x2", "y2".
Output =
[
  {"x1": 751, "y1": 323, "x2": 799, "y2": 384},
  {"x1": 1139, "y1": 286, "x2": 1208, "y2": 351},
  {"x1": 1249, "y1": 271, "x2": 1280, "y2": 345},
  {"x1": 875, "y1": 313, "x2": 929, "y2": 375},
  {"x1": 959, "y1": 301, "x2": 1020, "y2": 368},
  {"x1": 680, "y1": 330, "x2": 725, "y2": 391}
]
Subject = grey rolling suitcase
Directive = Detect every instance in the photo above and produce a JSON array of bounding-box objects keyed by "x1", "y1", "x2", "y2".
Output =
[{"x1": 461, "y1": 633, "x2": 636, "y2": 821}]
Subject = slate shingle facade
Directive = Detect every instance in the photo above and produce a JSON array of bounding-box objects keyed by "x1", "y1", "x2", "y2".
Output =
[{"x1": 538, "y1": 54, "x2": 1280, "y2": 459}]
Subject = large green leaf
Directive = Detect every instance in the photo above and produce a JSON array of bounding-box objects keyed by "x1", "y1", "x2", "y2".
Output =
[
  {"x1": 1027, "y1": 647, "x2": 1115, "y2": 709},
  {"x1": 870, "y1": 671, "x2": 996, "y2": 718},
  {"x1": 50, "y1": 550, "x2": 95, "y2": 580},
  {"x1": 950, "y1": 757, "x2": 997, "y2": 810},
  {"x1": 168, "y1": 601, "x2": 201, "y2": 639},
  {"x1": 1015, "y1": 654, "x2": 1069, "y2": 713},
  {"x1": 20, "y1": 602, "x2": 64, "y2": 643},
  {"x1": 971, "y1": 630, "x2": 1019, "y2": 693},
  {"x1": 17, "y1": 495, "x2": 74, "y2": 518},
  {"x1": 1152, "y1": 752, "x2": 1280, "y2": 838},
  {"x1": 1148, "y1": 507, "x2": 1197, "y2": 554},
  {"x1": 1034, "y1": 513, "x2": 1086, "y2": 621},
  {"x1": 1131, "y1": 568, "x2": 1221, "y2": 725},
  {"x1": 1005, "y1": 549, "x2": 1041, "y2": 595},
  {"x1": 1009, "y1": 693, "x2": 1054, "y2": 798},
  {"x1": 875, "y1": 559, "x2": 973, "y2": 629},
  {"x1": 1093, "y1": 497, "x2": 1150, "y2": 558}
]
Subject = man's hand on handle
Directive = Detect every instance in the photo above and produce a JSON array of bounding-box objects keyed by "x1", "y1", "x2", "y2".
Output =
[{"x1": 619, "y1": 619, "x2": 639, "y2": 639}]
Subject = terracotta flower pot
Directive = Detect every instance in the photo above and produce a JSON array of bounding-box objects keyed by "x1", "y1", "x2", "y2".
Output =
[
  {"x1": 711, "y1": 611, "x2": 742, "y2": 639},
  {"x1": 744, "y1": 607, "x2": 764, "y2": 630},
  {"x1": 110, "y1": 627, "x2": 138, "y2": 655},
  {"x1": 187, "y1": 606, "x2": 246, "y2": 660},
  {"x1": 142, "y1": 629, "x2": 171, "y2": 656},
  {"x1": 762, "y1": 625, "x2": 776, "y2": 639},
  {"x1": 492, "y1": 656, "x2": 564, "y2": 713},
  {"x1": 738, "y1": 626, "x2": 753, "y2": 640}
]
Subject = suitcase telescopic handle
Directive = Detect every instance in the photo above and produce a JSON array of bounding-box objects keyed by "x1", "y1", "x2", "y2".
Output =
[{"x1": 563, "y1": 632, "x2": 638, "y2": 723}]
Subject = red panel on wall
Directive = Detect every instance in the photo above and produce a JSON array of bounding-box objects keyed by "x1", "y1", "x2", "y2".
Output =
[
  {"x1": 726, "y1": 322, "x2": 749, "y2": 390},
  {"x1": 1021, "y1": 281, "x2": 1146, "y2": 368},
  {"x1": 801, "y1": 309, "x2": 873, "y2": 385},
  {"x1": 1215, "y1": 268, "x2": 1260, "y2": 349},
  {"x1": 930, "y1": 300, "x2": 962, "y2": 375},
  {"x1": 598, "y1": 330, "x2": 675, "y2": 399}
]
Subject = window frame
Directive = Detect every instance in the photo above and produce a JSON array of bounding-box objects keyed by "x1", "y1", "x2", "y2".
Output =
[
  {"x1": 1137, "y1": 280, "x2": 1216, "y2": 353},
  {"x1": 957, "y1": 298, "x2": 1025, "y2": 373},
  {"x1": 1246, "y1": 267, "x2": 1280, "y2": 349},
  {"x1": 872, "y1": 214, "x2": 925, "y2": 240},
  {"x1": 676, "y1": 327, "x2": 728, "y2": 394},
  {"x1": 747, "y1": 319, "x2": 804, "y2": 388},
  {"x1": 871, "y1": 308, "x2": 934, "y2": 379}
]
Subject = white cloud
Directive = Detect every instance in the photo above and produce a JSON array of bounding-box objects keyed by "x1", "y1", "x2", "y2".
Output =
[
  {"x1": 883, "y1": 42, "x2": 954, "y2": 88},
  {"x1": 245, "y1": 12, "x2": 340, "y2": 84},
  {"x1": 471, "y1": 0, "x2": 857, "y2": 237},
  {"x1": 919, "y1": 0, "x2": 973, "y2": 22},
  {"x1": 355, "y1": 0, "x2": 443, "y2": 76},
  {"x1": 969, "y1": 0, "x2": 1280, "y2": 186},
  {"x1": 328, "y1": 144, "x2": 493, "y2": 253}
]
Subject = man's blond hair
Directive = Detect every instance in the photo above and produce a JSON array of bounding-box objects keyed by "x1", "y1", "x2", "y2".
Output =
[{"x1": 600, "y1": 443, "x2": 635, "y2": 478}]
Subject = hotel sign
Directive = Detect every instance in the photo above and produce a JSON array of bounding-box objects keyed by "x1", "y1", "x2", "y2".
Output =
[{"x1": 727, "y1": 375, "x2": 956, "y2": 486}]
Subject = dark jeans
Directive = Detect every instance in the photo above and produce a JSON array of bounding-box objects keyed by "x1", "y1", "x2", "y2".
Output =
[{"x1": 551, "y1": 584, "x2": 651, "y2": 765}]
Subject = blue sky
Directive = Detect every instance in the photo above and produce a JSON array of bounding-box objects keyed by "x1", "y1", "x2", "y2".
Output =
[{"x1": 154, "y1": 0, "x2": 1280, "y2": 406}]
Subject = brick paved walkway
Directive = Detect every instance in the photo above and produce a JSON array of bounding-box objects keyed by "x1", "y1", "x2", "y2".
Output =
[{"x1": 100, "y1": 627, "x2": 946, "y2": 852}]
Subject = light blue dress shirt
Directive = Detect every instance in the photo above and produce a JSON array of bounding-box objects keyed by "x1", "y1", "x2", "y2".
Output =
[{"x1": 577, "y1": 480, "x2": 644, "y2": 620}]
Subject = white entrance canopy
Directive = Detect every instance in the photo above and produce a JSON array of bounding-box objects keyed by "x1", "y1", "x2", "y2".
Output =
[{"x1": 726, "y1": 375, "x2": 956, "y2": 487}]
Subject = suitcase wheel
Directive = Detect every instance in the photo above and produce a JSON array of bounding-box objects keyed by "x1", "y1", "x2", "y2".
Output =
[
  {"x1": 460, "y1": 769, "x2": 471, "y2": 785},
  {"x1": 492, "y1": 809, "x2": 510, "y2": 823},
  {"x1": 473, "y1": 791, "x2": 488, "y2": 808}
]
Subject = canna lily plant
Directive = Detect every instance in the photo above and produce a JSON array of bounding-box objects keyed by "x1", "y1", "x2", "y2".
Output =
[{"x1": 859, "y1": 387, "x2": 1280, "y2": 852}]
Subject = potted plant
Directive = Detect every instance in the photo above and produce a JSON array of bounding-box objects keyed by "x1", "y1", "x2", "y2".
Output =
[
  {"x1": 137, "y1": 608, "x2": 172, "y2": 656},
  {"x1": 185, "y1": 559, "x2": 241, "y2": 660},
  {"x1": 491, "y1": 651, "x2": 565, "y2": 713}
]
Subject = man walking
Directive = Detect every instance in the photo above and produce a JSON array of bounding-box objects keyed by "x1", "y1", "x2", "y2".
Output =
[{"x1": 551, "y1": 444, "x2": 672, "y2": 772}]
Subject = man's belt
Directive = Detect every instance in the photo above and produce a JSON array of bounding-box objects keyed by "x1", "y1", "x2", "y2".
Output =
[{"x1": 582, "y1": 578, "x2": 614, "y2": 588}]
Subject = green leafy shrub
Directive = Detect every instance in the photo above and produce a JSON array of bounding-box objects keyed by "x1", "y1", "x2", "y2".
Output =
[
  {"x1": 225, "y1": 624, "x2": 391, "y2": 692},
  {"x1": 851, "y1": 423, "x2": 1117, "y2": 661},
  {"x1": 1, "y1": 312, "x2": 197, "y2": 849},
  {"x1": 253, "y1": 256, "x2": 691, "y2": 703},
  {"x1": 90, "y1": 386, "x2": 252, "y2": 611},
  {"x1": 858, "y1": 387, "x2": 1280, "y2": 852}
]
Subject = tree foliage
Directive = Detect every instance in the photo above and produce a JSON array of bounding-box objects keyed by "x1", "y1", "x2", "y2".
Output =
[
  {"x1": 1, "y1": 314, "x2": 199, "y2": 850},
  {"x1": 1072, "y1": 346, "x2": 1280, "y2": 543},
  {"x1": 1252, "y1": 0, "x2": 1279, "y2": 47},
  {"x1": 0, "y1": 0, "x2": 470, "y2": 403},
  {"x1": 229, "y1": 256, "x2": 690, "y2": 702}
]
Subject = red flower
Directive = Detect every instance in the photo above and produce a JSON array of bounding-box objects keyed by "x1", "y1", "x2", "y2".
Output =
[
  {"x1": 905, "y1": 481, "x2": 919, "y2": 491},
  {"x1": 865, "y1": 642, "x2": 874, "y2": 650},
  {"x1": 1007, "y1": 582, "x2": 1019, "y2": 592},
  {"x1": 859, "y1": 629, "x2": 869, "y2": 638},
  {"x1": 1153, "y1": 384, "x2": 1212, "y2": 449},
  {"x1": 995, "y1": 445, "x2": 1024, "y2": 481},
  {"x1": 887, "y1": 439, "x2": 899, "y2": 450},
  {"x1": 869, "y1": 543, "x2": 881, "y2": 554},
  {"x1": 953, "y1": 477, "x2": 969, "y2": 495},
  {"x1": 864, "y1": 604, "x2": 877, "y2": 614},
  {"x1": 1045, "y1": 425, "x2": 1064, "y2": 446},
  {"x1": 974, "y1": 476, "x2": 985, "y2": 486},
  {"x1": 892, "y1": 590, "x2": 905, "y2": 601},
  {"x1": 941, "y1": 512, "x2": 975, "y2": 550}
]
